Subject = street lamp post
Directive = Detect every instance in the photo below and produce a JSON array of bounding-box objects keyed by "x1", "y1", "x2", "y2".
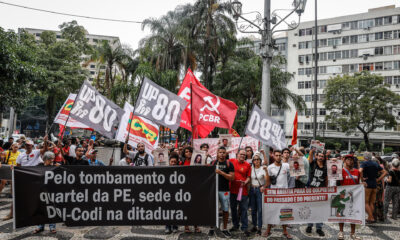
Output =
[{"x1": 232, "y1": 0, "x2": 307, "y2": 161}]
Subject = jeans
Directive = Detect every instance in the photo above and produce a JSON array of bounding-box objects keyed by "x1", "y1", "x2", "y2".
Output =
[
  {"x1": 230, "y1": 193, "x2": 248, "y2": 231},
  {"x1": 249, "y1": 187, "x2": 263, "y2": 229},
  {"x1": 307, "y1": 223, "x2": 323, "y2": 230},
  {"x1": 37, "y1": 223, "x2": 56, "y2": 230}
]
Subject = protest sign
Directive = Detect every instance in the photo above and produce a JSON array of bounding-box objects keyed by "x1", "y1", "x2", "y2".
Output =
[
  {"x1": 328, "y1": 159, "x2": 343, "y2": 180},
  {"x1": 289, "y1": 157, "x2": 305, "y2": 177},
  {"x1": 311, "y1": 140, "x2": 325, "y2": 152},
  {"x1": 115, "y1": 102, "x2": 159, "y2": 155},
  {"x1": 134, "y1": 78, "x2": 188, "y2": 131},
  {"x1": 245, "y1": 105, "x2": 286, "y2": 150},
  {"x1": 53, "y1": 94, "x2": 91, "y2": 129},
  {"x1": 194, "y1": 137, "x2": 258, "y2": 159},
  {"x1": 14, "y1": 166, "x2": 217, "y2": 228},
  {"x1": 153, "y1": 148, "x2": 169, "y2": 166},
  {"x1": 218, "y1": 134, "x2": 232, "y2": 149},
  {"x1": 263, "y1": 185, "x2": 365, "y2": 225},
  {"x1": 191, "y1": 150, "x2": 207, "y2": 166},
  {"x1": 69, "y1": 81, "x2": 124, "y2": 138}
]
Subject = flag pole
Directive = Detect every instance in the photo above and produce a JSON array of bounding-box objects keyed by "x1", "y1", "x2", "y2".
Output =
[
  {"x1": 61, "y1": 87, "x2": 84, "y2": 140},
  {"x1": 190, "y1": 82, "x2": 194, "y2": 146},
  {"x1": 126, "y1": 78, "x2": 145, "y2": 145}
]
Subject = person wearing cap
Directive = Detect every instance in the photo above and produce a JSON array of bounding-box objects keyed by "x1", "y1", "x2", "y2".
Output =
[
  {"x1": 337, "y1": 155, "x2": 361, "y2": 240},
  {"x1": 383, "y1": 158, "x2": 400, "y2": 221},
  {"x1": 360, "y1": 152, "x2": 387, "y2": 223},
  {"x1": 16, "y1": 136, "x2": 48, "y2": 167},
  {"x1": 349, "y1": 150, "x2": 359, "y2": 169},
  {"x1": 86, "y1": 149, "x2": 105, "y2": 166}
]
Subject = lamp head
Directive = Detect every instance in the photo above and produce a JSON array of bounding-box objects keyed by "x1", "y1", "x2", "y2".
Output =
[
  {"x1": 293, "y1": 0, "x2": 307, "y2": 16},
  {"x1": 231, "y1": 0, "x2": 242, "y2": 21}
]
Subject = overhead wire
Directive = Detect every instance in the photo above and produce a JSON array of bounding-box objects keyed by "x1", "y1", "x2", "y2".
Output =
[{"x1": 0, "y1": 1, "x2": 143, "y2": 24}]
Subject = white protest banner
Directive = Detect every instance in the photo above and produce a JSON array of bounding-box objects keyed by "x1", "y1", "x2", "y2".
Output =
[
  {"x1": 153, "y1": 148, "x2": 169, "y2": 166},
  {"x1": 115, "y1": 102, "x2": 159, "y2": 155},
  {"x1": 70, "y1": 81, "x2": 124, "y2": 138},
  {"x1": 311, "y1": 140, "x2": 325, "y2": 152},
  {"x1": 53, "y1": 94, "x2": 91, "y2": 129},
  {"x1": 289, "y1": 157, "x2": 305, "y2": 177},
  {"x1": 263, "y1": 185, "x2": 365, "y2": 225},
  {"x1": 191, "y1": 149, "x2": 207, "y2": 165},
  {"x1": 134, "y1": 78, "x2": 188, "y2": 131},
  {"x1": 245, "y1": 105, "x2": 286, "y2": 150},
  {"x1": 193, "y1": 137, "x2": 259, "y2": 159},
  {"x1": 328, "y1": 159, "x2": 343, "y2": 180}
]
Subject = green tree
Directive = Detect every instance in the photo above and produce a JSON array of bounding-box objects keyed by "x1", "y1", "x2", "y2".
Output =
[
  {"x1": 0, "y1": 28, "x2": 44, "y2": 126},
  {"x1": 34, "y1": 21, "x2": 89, "y2": 129},
  {"x1": 324, "y1": 71, "x2": 400, "y2": 151}
]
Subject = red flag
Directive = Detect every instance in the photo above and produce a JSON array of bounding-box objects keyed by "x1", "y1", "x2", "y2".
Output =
[
  {"x1": 229, "y1": 128, "x2": 240, "y2": 137},
  {"x1": 191, "y1": 84, "x2": 238, "y2": 129},
  {"x1": 174, "y1": 137, "x2": 178, "y2": 148},
  {"x1": 291, "y1": 111, "x2": 298, "y2": 146},
  {"x1": 178, "y1": 69, "x2": 214, "y2": 138}
]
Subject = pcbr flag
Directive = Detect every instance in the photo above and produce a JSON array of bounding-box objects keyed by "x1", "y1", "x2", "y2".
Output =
[
  {"x1": 177, "y1": 69, "x2": 214, "y2": 138},
  {"x1": 191, "y1": 84, "x2": 238, "y2": 129}
]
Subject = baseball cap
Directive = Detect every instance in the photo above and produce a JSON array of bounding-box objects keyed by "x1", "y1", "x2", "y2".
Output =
[
  {"x1": 344, "y1": 154, "x2": 353, "y2": 160},
  {"x1": 25, "y1": 140, "x2": 34, "y2": 146}
]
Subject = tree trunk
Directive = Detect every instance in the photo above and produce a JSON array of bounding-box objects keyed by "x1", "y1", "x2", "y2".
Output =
[{"x1": 363, "y1": 132, "x2": 371, "y2": 151}]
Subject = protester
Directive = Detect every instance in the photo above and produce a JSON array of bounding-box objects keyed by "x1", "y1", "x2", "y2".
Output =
[
  {"x1": 67, "y1": 145, "x2": 89, "y2": 165},
  {"x1": 263, "y1": 150, "x2": 292, "y2": 239},
  {"x1": 34, "y1": 151, "x2": 56, "y2": 234},
  {"x1": 360, "y1": 152, "x2": 387, "y2": 223},
  {"x1": 16, "y1": 137, "x2": 48, "y2": 166},
  {"x1": 179, "y1": 146, "x2": 193, "y2": 166},
  {"x1": 306, "y1": 149, "x2": 327, "y2": 236},
  {"x1": 337, "y1": 155, "x2": 361, "y2": 240},
  {"x1": 349, "y1": 150, "x2": 359, "y2": 169},
  {"x1": 53, "y1": 140, "x2": 65, "y2": 165},
  {"x1": 249, "y1": 152, "x2": 267, "y2": 235},
  {"x1": 123, "y1": 137, "x2": 153, "y2": 166},
  {"x1": 86, "y1": 149, "x2": 105, "y2": 166},
  {"x1": 374, "y1": 156, "x2": 387, "y2": 221},
  {"x1": 383, "y1": 158, "x2": 400, "y2": 221},
  {"x1": 68, "y1": 138, "x2": 77, "y2": 158},
  {"x1": 294, "y1": 148, "x2": 309, "y2": 188},
  {"x1": 282, "y1": 148, "x2": 295, "y2": 188},
  {"x1": 208, "y1": 146, "x2": 234, "y2": 237},
  {"x1": 2, "y1": 137, "x2": 13, "y2": 151},
  {"x1": 165, "y1": 152, "x2": 180, "y2": 234},
  {"x1": 245, "y1": 146, "x2": 254, "y2": 165}
]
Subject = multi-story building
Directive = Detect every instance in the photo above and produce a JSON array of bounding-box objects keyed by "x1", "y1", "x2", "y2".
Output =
[
  {"x1": 285, "y1": 5, "x2": 400, "y2": 150},
  {"x1": 20, "y1": 28, "x2": 121, "y2": 83}
]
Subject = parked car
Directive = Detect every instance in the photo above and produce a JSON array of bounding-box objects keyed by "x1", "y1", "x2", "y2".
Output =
[{"x1": 380, "y1": 152, "x2": 399, "y2": 162}]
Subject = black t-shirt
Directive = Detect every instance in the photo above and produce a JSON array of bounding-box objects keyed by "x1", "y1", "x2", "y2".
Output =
[
  {"x1": 214, "y1": 160, "x2": 234, "y2": 192},
  {"x1": 309, "y1": 160, "x2": 327, "y2": 188},
  {"x1": 389, "y1": 170, "x2": 400, "y2": 187},
  {"x1": 68, "y1": 156, "x2": 89, "y2": 165}
]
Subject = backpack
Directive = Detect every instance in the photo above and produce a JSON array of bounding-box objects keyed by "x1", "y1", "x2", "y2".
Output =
[{"x1": 133, "y1": 152, "x2": 149, "y2": 166}]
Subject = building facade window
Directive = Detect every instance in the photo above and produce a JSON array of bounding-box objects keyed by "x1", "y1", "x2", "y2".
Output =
[
  {"x1": 375, "y1": 47, "x2": 383, "y2": 55},
  {"x1": 384, "y1": 61, "x2": 393, "y2": 70},
  {"x1": 298, "y1": 82, "x2": 305, "y2": 89},
  {"x1": 375, "y1": 62, "x2": 383, "y2": 71},
  {"x1": 384, "y1": 31, "x2": 393, "y2": 40},
  {"x1": 394, "y1": 76, "x2": 400, "y2": 85},
  {"x1": 298, "y1": 68, "x2": 305, "y2": 75},
  {"x1": 393, "y1": 45, "x2": 400, "y2": 55},
  {"x1": 385, "y1": 76, "x2": 393, "y2": 85},
  {"x1": 394, "y1": 61, "x2": 400, "y2": 70}
]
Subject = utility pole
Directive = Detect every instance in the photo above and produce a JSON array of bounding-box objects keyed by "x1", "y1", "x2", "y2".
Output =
[{"x1": 313, "y1": 0, "x2": 318, "y2": 140}]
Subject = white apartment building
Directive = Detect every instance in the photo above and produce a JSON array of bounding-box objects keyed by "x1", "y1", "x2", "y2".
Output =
[
  {"x1": 20, "y1": 28, "x2": 121, "y2": 83},
  {"x1": 285, "y1": 5, "x2": 400, "y2": 150}
]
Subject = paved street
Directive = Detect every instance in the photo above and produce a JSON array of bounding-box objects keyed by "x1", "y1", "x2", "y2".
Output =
[{"x1": 0, "y1": 186, "x2": 399, "y2": 240}]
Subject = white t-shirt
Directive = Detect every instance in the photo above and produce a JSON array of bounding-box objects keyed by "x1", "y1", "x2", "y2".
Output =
[
  {"x1": 268, "y1": 163, "x2": 290, "y2": 189},
  {"x1": 251, "y1": 167, "x2": 266, "y2": 187},
  {"x1": 16, "y1": 149, "x2": 43, "y2": 166},
  {"x1": 129, "y1": 151, "x2": 154, "y2": 166},
  {"x1": 119, "y1": 158, "x2": 130, "y2": 166},
  {"x1": 69, "y1": 144, "x2": 76, "y2": 158}
]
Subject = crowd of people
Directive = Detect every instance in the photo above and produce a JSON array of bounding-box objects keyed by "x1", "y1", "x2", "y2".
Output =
[{"x1": 0, "y1": 135, "x2": 399, "y2": 239}]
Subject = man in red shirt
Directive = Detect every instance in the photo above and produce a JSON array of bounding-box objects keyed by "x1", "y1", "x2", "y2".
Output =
[
  {"x1": 337, "y1": 155, "x2": 361, "y2": 240},
  {"x1": 229, "y1": 149, "x2": 251, "y2": 237}
]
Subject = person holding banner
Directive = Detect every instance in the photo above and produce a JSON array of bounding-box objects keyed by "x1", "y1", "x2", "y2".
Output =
[
  {"x1": 165, "y1": 152, "x2": 180, "y2": 234},
  {"x1": 264, "y1": 150, "x2": 292, "y2": 239},
  {"x1": 249, "y1": 152, "x2": 267, "y2": 235},
  {"x1": 208, "y1": 146, "x2": 234, "y2": 238},
  {"x1": 123, "y1": 137, "x2": 154, "y2": 166},
  {"x1": 179, "y1": 147, "x2": 193, "y2": 166},
  {"x1": 337, "y1": 155, "x2": 361, "y2": 240},
  {"x1": 306, "y1": 149, "x2": 327, "y2": 237},
  {"x1": 200, "y1": 143, "x2": 213, "y2": 164},
  {"x1": 16, "y1": 137, "x2": 48, "y2": 167},
  {"x1": 229, "y1": 149, "x2": 251, "y2": 237}
]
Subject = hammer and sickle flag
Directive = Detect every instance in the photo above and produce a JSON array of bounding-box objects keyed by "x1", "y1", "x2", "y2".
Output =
[{"x1": 191, "y1": 84, "x2": 238, "y2": 129}]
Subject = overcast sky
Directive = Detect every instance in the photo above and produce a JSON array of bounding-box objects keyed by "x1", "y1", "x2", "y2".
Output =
[{"x1": 0, "y1": 0, "x2": 398, "y2": 49}]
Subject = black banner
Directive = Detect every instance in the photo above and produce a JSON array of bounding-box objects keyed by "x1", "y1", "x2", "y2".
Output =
[
  {"x1": 0, "y1": 165, "x2": 11, "y2": 180},
  {"x1": 14, "y1": 166, "x2": 216, "y2": 228}
]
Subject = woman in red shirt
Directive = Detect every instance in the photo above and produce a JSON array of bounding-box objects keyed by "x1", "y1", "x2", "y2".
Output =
[
  {"x1": 179, "y1": 147, "x2": 193, "y2": 166},
  {"x1": 338, "y1": 155, "x2": 361, "y2": 240}
]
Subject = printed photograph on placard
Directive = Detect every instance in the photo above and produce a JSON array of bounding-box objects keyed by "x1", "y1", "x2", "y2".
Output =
[
  {"x1": 191, "y1": 149, "x2": 207, "y2": 166},
  {"x1": 289, "y1": 157, "x2": 305, "y2": 177},
  {"x1": 218, "y1": 134, "x2": 232, "y2": 149},
  {"x1": 310, "y1": 140, "x2": 325, "y2": 152},
  {"x1": 153, "y1": 148, "x2": 169, "y2": 166},
  {"x1": 328, "y1": 158, "x2": 343, "y2": 180}
]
